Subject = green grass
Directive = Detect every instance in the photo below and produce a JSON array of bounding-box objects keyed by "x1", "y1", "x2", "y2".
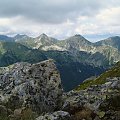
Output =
[{"x1": 75, "y1": 61, "x2": 120, "y2": 91}]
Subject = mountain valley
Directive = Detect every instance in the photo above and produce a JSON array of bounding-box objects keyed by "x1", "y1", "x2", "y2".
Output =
[{"x1": 0, "y1": 34, "x2": 120, "y2": 91}]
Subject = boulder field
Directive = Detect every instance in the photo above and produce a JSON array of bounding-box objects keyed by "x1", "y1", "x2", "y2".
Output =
[{"x1": 0, "y1": 59, "x2": 120, "y2": 120}]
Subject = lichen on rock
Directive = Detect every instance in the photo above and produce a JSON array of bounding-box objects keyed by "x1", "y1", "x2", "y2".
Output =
[
  {"x1": 36, "y1": 111, "x2": 70, "y2": 120},
  {"x1": 0, "y1": 59, "x2": 63, "y2": 116}
]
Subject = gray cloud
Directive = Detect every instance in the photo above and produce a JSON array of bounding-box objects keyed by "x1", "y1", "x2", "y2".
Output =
[
  {"x1": 0, "y1": 0, "x2": 119, "y2": 24},
  {"x1": 0, "y1": 0, "x2": 120, "y2": 41}
]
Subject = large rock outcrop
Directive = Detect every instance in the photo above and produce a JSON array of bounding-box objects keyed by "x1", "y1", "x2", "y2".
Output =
[
  {"x1": 62, "y1": 77, "x2": 120, "y2": 120},
  {"x1": 36, "y1": 111, "x2": 70, "y2": 120},
  {"x1": 0, "y1": 59, "x2": 63, "y2": 116}
]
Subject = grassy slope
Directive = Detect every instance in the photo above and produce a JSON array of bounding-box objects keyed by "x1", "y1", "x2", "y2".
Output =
[{"x1": 75, "y1": 61, "x2": 120, "y2": 91}]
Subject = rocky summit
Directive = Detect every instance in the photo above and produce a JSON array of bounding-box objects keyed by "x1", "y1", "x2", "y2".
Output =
[{"x1": 0, "y1": 59, "x2": 63, "y2": 119}]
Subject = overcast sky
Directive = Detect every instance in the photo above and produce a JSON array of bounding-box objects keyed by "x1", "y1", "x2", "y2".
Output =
[{"x1": 0, "y1": 0, "x2": 120, "y2": 41}]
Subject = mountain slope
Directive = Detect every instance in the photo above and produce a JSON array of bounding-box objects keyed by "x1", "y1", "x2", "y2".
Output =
[
  {"x1": 15, "y1": 33, "x2": 64, "y2": 51},
  {"x1": 15, "y1": 34, "x2": 120, "y2": 66},
  {"x1": 75, "y1": 61, "x2": 120, "y2": 91},
  {"x1": 15, "y1": 34, "x2": 95, "y2": 52},
  {"x1": 0, "y1": 34, "x2": 120, "y2": 91},
  {"x1": 57, "y1": 34, "x2": 94, "y2": 52},
  {"x1": 43, "y1": 50, "x2": 105, "y2": 91},
  {"x1": 0, "y1": 42, "x2": 105, "y2": 91},
  {"x1": 14, "y1": 34, "x2": 36, "y2": 48},
  {"x1": 0, "y1": 41, "x2": 47, "y2": 66},
  {"x1": 95, "y1": 36, "x2": 120, "y2": 50},
  {"x1": 0, "y1": 35, "x2": 14, "y2": 42}
]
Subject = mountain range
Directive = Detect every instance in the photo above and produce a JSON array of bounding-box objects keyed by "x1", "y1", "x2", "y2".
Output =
[
  {"x1": 2, "y1": 33, "x2": 119, "y2": 66},
  {"x1": 0, "y1": 33, "x2": 120, "y2": 91}
]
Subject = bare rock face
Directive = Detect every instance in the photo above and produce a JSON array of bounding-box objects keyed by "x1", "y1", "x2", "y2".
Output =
[
  {"x1": 0, "y1": 59, "x2": 63, "y2": 114},
  {"x1": 62, "y1": 77, "x2": 120, "y2": 120},
  {"x1": 36, "y1": 111, "x2": 71, "y2": 120}
]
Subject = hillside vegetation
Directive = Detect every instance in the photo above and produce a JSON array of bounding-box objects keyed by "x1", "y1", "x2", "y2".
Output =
[{"x1": 75, "y1": 61, "x2": 120, "y2": 91}]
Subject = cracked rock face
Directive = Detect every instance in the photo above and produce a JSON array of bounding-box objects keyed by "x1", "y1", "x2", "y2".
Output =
[
  {"x1": 36, "y1": 111, "x2": 71, "y2": 120},
  {"x1": 0, "y1": 59, "x2": 63, "y2": 114},
  {"x1": 62, "y1": 77, "x2": 120, "y2": 120}
]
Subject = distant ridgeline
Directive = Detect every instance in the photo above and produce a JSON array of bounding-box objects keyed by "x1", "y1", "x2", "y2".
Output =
[{"x1": 0, "y1": 34, "x2": 120, "y2": 91}]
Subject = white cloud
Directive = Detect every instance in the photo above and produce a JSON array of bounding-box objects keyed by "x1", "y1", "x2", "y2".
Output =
[
  {"x1": 0, "y1": 0, "x2": 119, "y2": 41},
  {"x1": 96, "y1": 7, "x2": 120, "y2": 25}
]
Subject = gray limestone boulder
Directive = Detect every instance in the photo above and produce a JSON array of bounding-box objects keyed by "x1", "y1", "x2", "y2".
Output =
[
  {"x1": 0, "y1": 59, "x2": 63, "y2": 114},
  {"x1": 36, "y1": 111, "x2": 70, "y2": 120}
]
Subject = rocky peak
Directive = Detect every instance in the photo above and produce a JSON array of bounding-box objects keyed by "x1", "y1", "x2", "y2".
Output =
[
  {"x1": 37, "y1": 33, "x2": 49, "y2": 40},
  {"x1": 107, "y1": 36, "x2": 120, "y2": 40},
  {"x1": 0, "y1": 59, "x2": 63, "y2": 115},
  {"x1": 66, "y1": 34, "x2": 93, "y2": 47},
  {"x1": 63, "y1": 34, "x2": 93, "y2": 53},
  {"x1": 95, "y1": 36, "x2": 120, "y2": 47},
  {"x1": 74, "y1": 34, "x2": 85, "y2": 38},
  {"x1": 14, "y1": 34, "x2": 28, "y2": 39},
  {"x1": 34, "y1": 33, "x2": 54, "y2": 47}
]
